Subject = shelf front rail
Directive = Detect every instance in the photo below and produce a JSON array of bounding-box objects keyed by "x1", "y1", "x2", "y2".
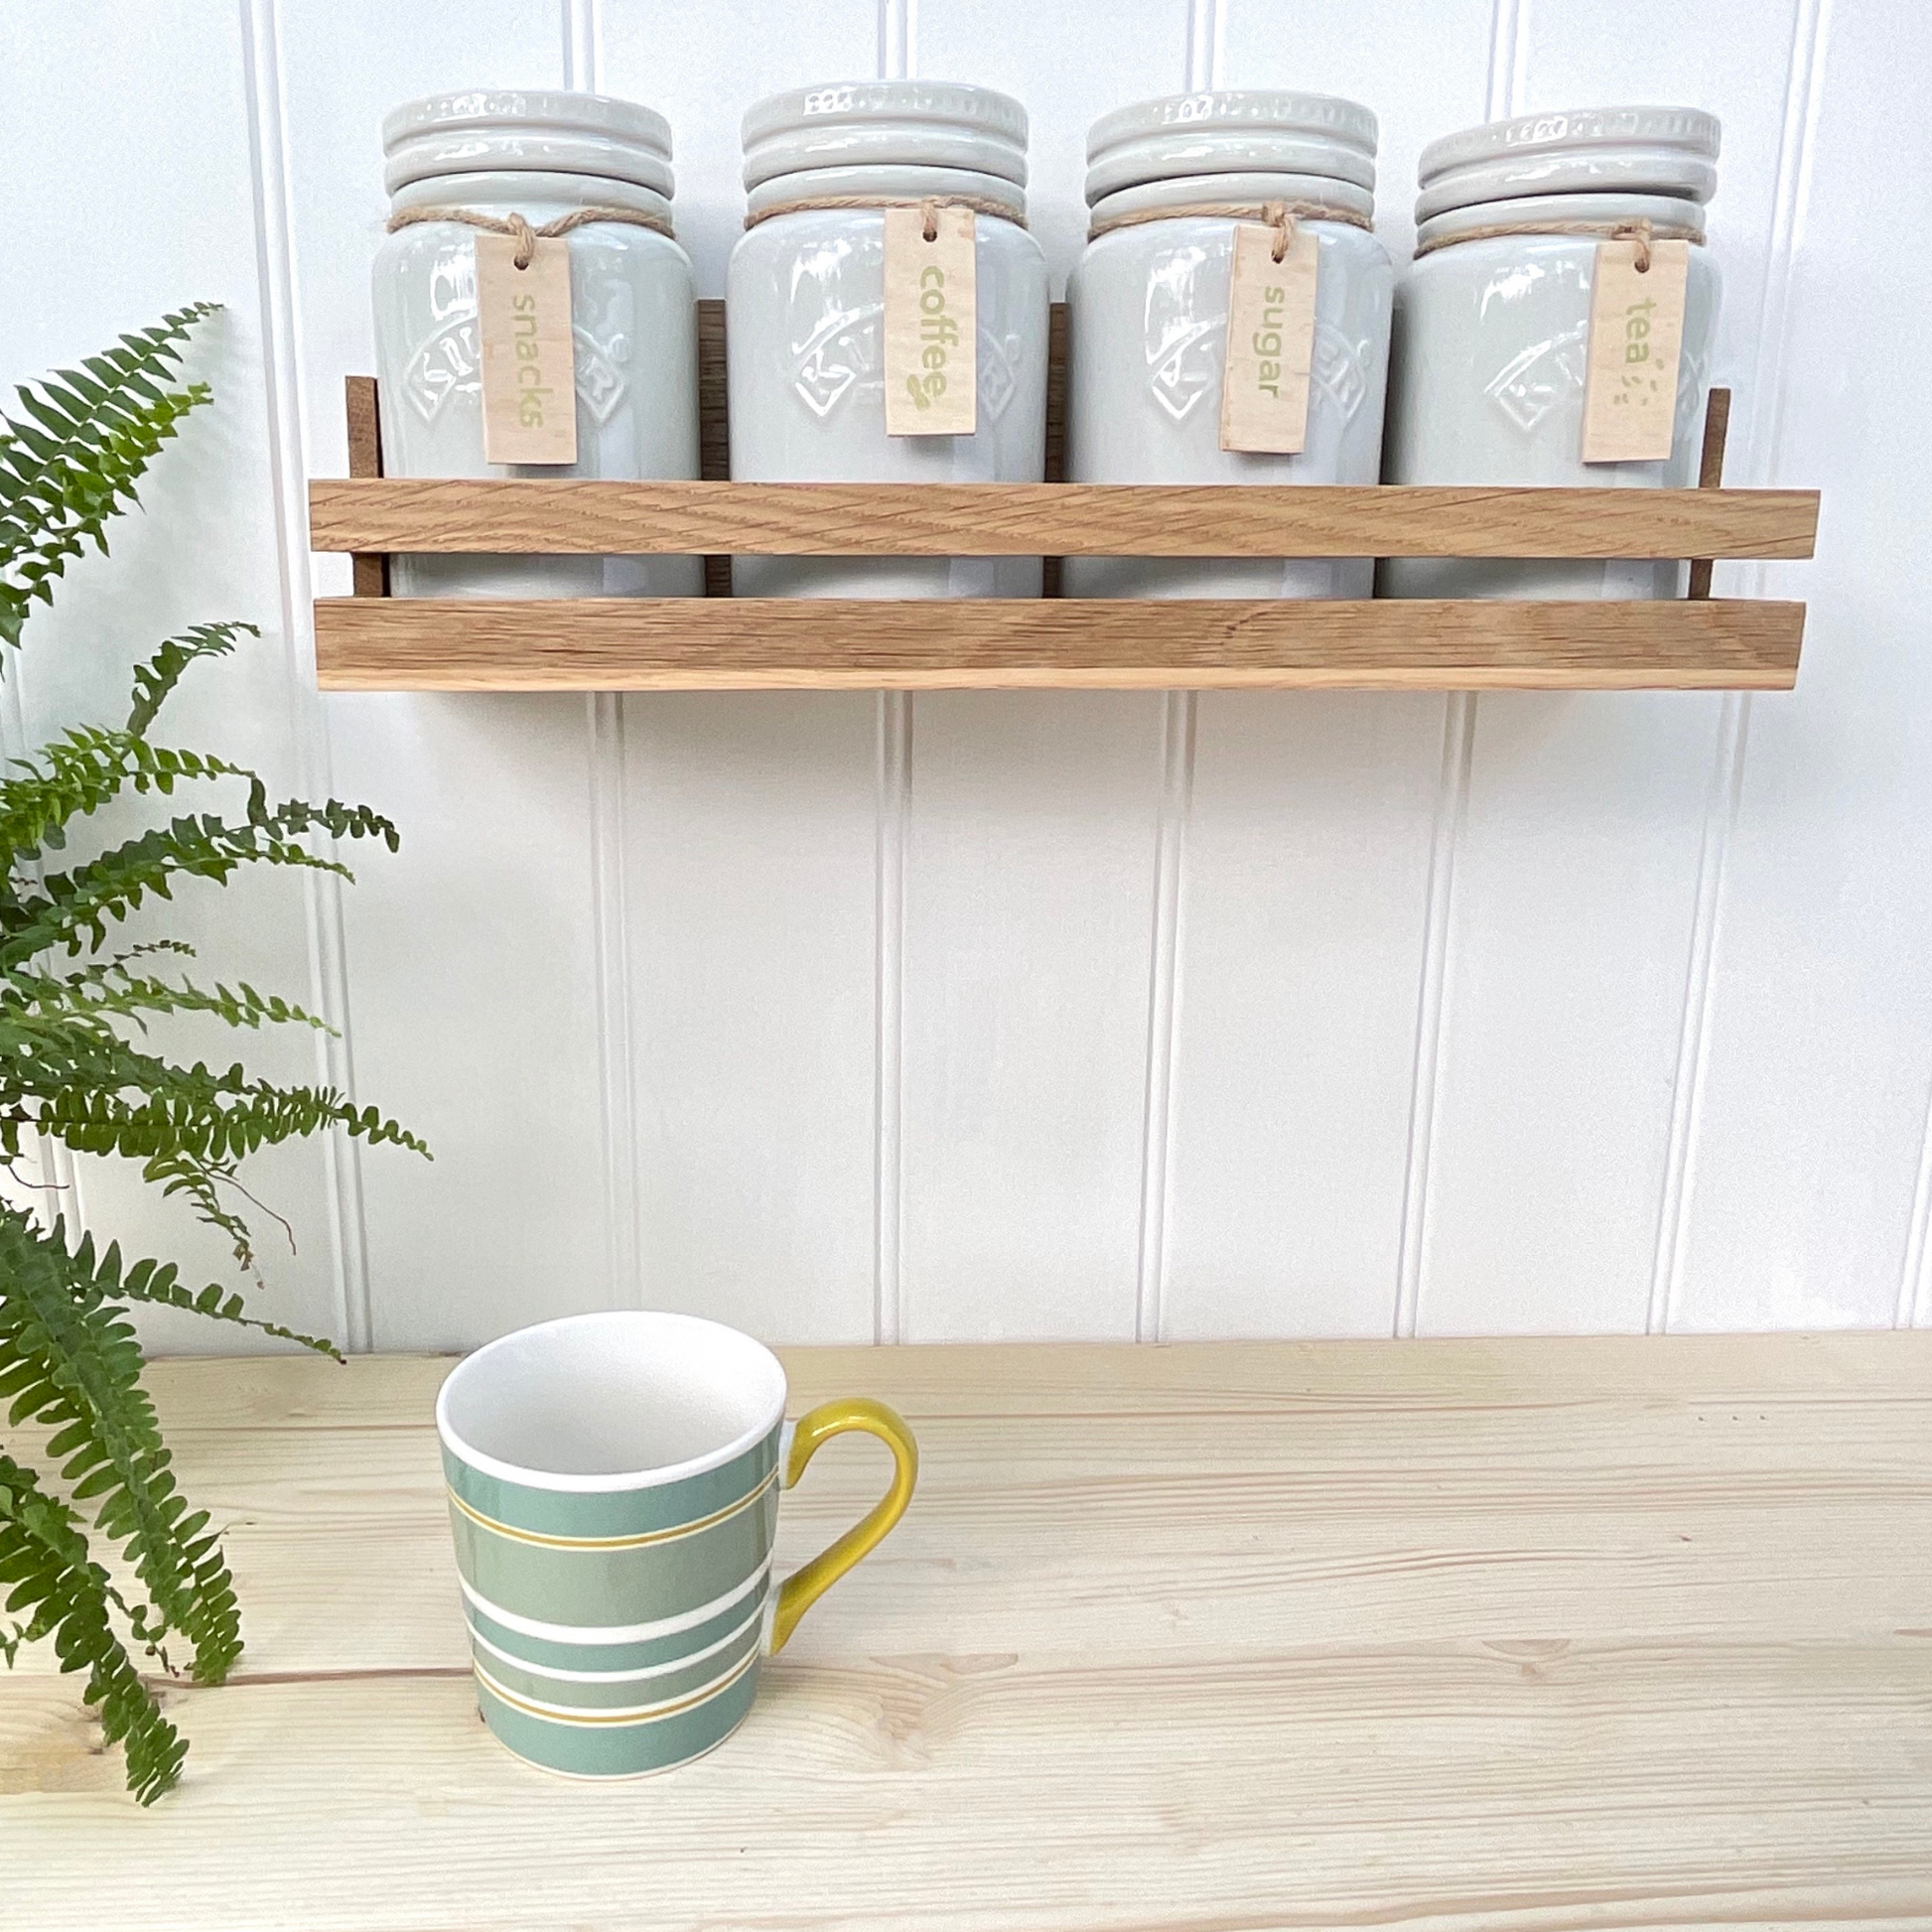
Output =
[{"x1": 310, "y1": 378, "x2": 1815, "y2": 693}]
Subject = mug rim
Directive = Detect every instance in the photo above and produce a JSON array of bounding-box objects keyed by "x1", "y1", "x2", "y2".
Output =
[{"x1": 435, "y1": 1310, "x2": 789, "y2": 1494}]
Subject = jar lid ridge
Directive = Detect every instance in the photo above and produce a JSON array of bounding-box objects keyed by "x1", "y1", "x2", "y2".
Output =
[
  {"x1": 382, "y1": 88, "x2": 676, "y2": 201},
  {"x1": 741, "y1": 79, "x2": 1031, "y2": 209},
  {"x1": 1416, "y1": 104, "x2": 1721, "y2": 221},
  {"x1": 1083, "y1": 90, "x2": 1378, "y2": 208}
]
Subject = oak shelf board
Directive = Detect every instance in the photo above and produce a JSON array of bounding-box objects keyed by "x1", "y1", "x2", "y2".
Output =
[
  {"x1": 6, "y1": 1334, "x2": 1930, "y2": 1932},
  {"x1": 309, "y1": 476, "x2": 1820, "y2": 560},
  {"x1": 313, "y1": 594, "x2": 1805, "y2": 692}
]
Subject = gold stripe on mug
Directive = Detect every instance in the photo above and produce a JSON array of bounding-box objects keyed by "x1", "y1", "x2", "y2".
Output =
[
  {"x1": 472, "y1": 1643, "x2": 760, "y2": 1727},
  {"x1": 446, "y1": 1463, "x2": 779, "y2": 1552}
]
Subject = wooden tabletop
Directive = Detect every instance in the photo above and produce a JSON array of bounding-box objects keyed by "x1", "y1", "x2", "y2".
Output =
[{"x1": 5, "y1": 1334, "x2": 1930, "y2": 1931}]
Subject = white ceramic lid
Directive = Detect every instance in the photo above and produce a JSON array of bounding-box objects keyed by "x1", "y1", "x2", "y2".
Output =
[
  {"x1": 1085, "y1": 91, "x2": 1377, "y2": 206},
  {"x1": 383, "y1": 89, "x2": 674, "y2": 200},
  {"x1": 1416, "y1": 105, "x2": 1720, "y2": 220},
  {"x1": 1088, "y1": 169, "x2": 1376, "y2": 231},
  {"x1": 1413, "y1": 188, "x2": 1709, "y2": 256},
  {"x1": 742, "y1": 80, "x2": 1029, "y2": 193}
]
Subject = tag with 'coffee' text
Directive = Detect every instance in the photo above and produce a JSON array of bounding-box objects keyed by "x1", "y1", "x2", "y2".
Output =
[
  {"x1": 477, "y1": 233, "x2": 578, "y2": 466},
  {"x1": 1581, "y1": 237, "x2": 1690, "y2": 464},
  {"x1": 1220, "y1": 220, "x2": 1319, "y2": 455},
  {"x1": 884, "y1": 207, "x2": 977, "y2": 437}
]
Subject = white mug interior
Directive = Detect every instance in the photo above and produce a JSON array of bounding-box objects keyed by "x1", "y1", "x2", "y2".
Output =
[{"x1": 436, "y1": 1311, "x2": 787, "y2": 1490}]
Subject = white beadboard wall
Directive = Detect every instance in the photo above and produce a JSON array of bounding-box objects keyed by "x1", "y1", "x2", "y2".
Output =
[{"x1": 3, "y1": 0, "x2": 1927, "y2": 1351}]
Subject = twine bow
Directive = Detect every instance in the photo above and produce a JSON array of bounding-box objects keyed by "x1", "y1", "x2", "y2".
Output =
[{"x1": 385, "y1": 204, "x2": 675, "y2": 263}]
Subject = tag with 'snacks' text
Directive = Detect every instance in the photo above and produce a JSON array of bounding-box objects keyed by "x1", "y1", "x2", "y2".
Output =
[
  {"x1": 884, "y1": 207, "x2": 977, "y2": 437},
  {"x1": 1219, "y1": 221, "x2": 1319, "y2": 455},
  {"x1": 477, "y1": 233, "x2": 578, "y2": 466},
  {"x1": 1581, "y1": 237, "x2": 1690, "y2": 463}
]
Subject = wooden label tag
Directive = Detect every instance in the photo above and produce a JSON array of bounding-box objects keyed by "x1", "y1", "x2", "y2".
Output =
[
  {"x1": 884, "y1": 207, "x2": 977, "y2": 437},
  {"x1": 476, "y1": 233, "x2": 578, "y2": 466},
  {"x1": 1219, "y1": 221, "x2": 1319, "y2": 455},
  {"x1": 1581, "y1": 238, "x2": 1690, "y2": 464}
]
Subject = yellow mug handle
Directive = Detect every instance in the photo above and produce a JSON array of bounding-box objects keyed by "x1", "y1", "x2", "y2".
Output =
[{"x1": 769, "y1": 1397, "x2": 918, "y2": 1654}]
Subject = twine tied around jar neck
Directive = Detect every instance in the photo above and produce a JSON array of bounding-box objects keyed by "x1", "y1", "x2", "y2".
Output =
[
  {"x1": 1411, "y1": 213, "x2": 1702, "y2": 266},
  {"x1": 385, "y1": 204, "x2": 675, "y2": 266},
  {"x1": 742, "y1": 194, "x2": 1028, "y2": 232},
  {"x1": 1086, "y1": 198, "x2": 1373, "y2": 249}
]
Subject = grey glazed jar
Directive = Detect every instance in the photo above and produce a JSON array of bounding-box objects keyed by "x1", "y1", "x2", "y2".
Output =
[
  {"x1": 726, "y1": 80, "x2": 1050, "y2": 598},
  {"x1": 370, "y1": 89, "x2": 702, "y2": 599},
  {"x1": 1064, "y1": 91, "x2": 1394, "y2": 601},
  {"x1": 1381, "y1": 105, "x2": 1723, "y2": 601}
]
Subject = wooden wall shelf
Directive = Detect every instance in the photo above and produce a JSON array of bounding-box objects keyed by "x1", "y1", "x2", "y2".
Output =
[
  {"x1": 309, "y1": 478, "x2": 1818, "y2": 562},
  {"x1": 312, "y1": 346, "x2": 1814, "y2": 694},
  {"x1": 313, "y1": 595, "x2": 1804, "y2": 693}
]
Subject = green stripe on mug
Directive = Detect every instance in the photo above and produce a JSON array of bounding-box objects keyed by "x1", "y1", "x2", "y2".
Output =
[
  {"x1": 441, "y1": 1429, "x2": 779, "y2": 1542},
  {"x1": 460, "y1": 1570, "x2": 769, "y2": 1675},
  {"x1": 472, "y1": 1650, "x2": 762, "y2": 1780},
  {"x1": 447, "y1": 1479, "x2": 779, "y2": 1626},
  {"x1": 467, "y1": 1614, "x2": 764, "y2": 1713}
]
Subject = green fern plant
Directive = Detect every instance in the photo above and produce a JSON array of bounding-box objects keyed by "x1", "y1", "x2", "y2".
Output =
[{"x1": 0, "y1": 306, "x2": 425, "y2": 1801}]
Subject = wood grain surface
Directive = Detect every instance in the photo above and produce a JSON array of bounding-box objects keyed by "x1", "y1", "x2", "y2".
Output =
[
  {"x1": 342, "y1": 374, "x2": 386, "y2": 599},
  {"x1": 306, "y1": 477, "x2": 1821, "y2": 560},
  {"x1": 311, "y1": 594, "x2": 1806, "y2": 691},
  {"x1": 4, "y1": 1334, "x2": 1928, "y2": 1931}
]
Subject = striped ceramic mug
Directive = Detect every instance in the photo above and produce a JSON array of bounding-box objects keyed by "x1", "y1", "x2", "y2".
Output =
[{"x1": 435, "y1": 1311, "x2": 917, "y2": 1778}]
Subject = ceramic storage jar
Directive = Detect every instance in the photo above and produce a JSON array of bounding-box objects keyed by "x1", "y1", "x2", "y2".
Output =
[
  {"x1": 1064, "y1": 91, "x2": 1393, "y2": 600},
  {"x1": 728, "y1": 81, "x2": 1050, "y2": 598},
  {"x1": 371, "y1": 89, "x2": 701, "y2": 599},
  {"x1": 1381, "y1": 105, "x2": 1722, "y2": 600}
]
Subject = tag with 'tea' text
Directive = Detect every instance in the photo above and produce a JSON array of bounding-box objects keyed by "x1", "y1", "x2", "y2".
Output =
[
  {"x1": 884, "y1": 207, "x2": 978, "y2": 437},
  {"x1": 1581, "y1": 237, "x2": 1690, "y2": 464},
  {"x1": 477, "y1": 232, "x2": 578, "y2": 466},
  {"x1": 1220, "y1": 220, "x2": 1319, "y2": 455}
]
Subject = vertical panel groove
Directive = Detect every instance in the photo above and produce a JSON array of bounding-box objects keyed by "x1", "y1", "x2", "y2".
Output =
[
  {"x1": 1390, "y1": 0, "x2": 1524, "y2": 1338},
  {"x1": 1136, "y1": 693, "x2": 1195, "y2": 1341},
  {"x1": 878, "y1": 0, "x2": 915, "y2": 80},
  {"x1": 1649, "y1": 691, "x2": 1748, "y2": 1332},
  {"x1": 563, "y1": 0, "x2": 638, "y2": 1308},
  {"x1": 1133, "y1": 1, "x2": 1218, "y2": 1342},
  {"x1": 1899, "y1": 1076, "x2": 1932, "y2": 1328},
  {"x1": 1185, "y1": 0, "x2": 1225, "y2": 90},
  {"x1": 1395, "y1": 694, "x2": 1474, "y2": 1338},
  {"x1": 587, "y1": 692, "x2": 640, "y2": 1304},
  {"x1": 563, "y1": 0, "x2": 600, "y2": 88},
  {"x1": 238, "y1": 0, "x2": 369, "y2": 1350},
  {"x1": 872, "y1": 0, "x2": 913, "y2": 1342},
  {"x1": 1486, "y1": 0, "x2": 1530, "y2": 117},
  {"x1": 1653, "y1": 0, "x2": 1830, "y2": 1332},
  {"x1": 875, "y1": 694, "x2": 910, "y2": 1343}
]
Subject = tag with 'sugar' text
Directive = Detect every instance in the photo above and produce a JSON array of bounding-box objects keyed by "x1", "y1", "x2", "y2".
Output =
[
  {"x1": 1220, "y1": 220, "x2": 1319, "y2": 455},
  {"x1": 477, "y1": 233, "x2": 578, "y2": 466},
  {"x1": 884, "y1": 207, "x2": 977, "y2": 436},
  {"x1": 1581, "y1": 237, "x2": 1690, "y2": 463}
]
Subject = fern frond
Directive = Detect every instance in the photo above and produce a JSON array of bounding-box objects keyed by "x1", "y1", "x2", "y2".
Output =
[
  {"x1": 1, "y1": 794, "x2": 399, "y2": 966},
  {"x1": 0, "y1": 306, "x2": 421, "y2": 1804},
  {"x1": 0, "y1": 1450, "x2": 185, "y2": 1804},
  {"x1": 126, "y1": 622, "x2": 255, "y2": 736},
  {"x1": 5, "y1": 957, "x2": 330, "y2": 1035},
  {"x1": 0, "y1": 1206, "x2": 240, "y2": 1683},
  {"x1": 0, "y1": 722, "x2": 258, "y2": 865},
  {"x1": 0, "y1": 305, "x2": 219, "y2": 648}
]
